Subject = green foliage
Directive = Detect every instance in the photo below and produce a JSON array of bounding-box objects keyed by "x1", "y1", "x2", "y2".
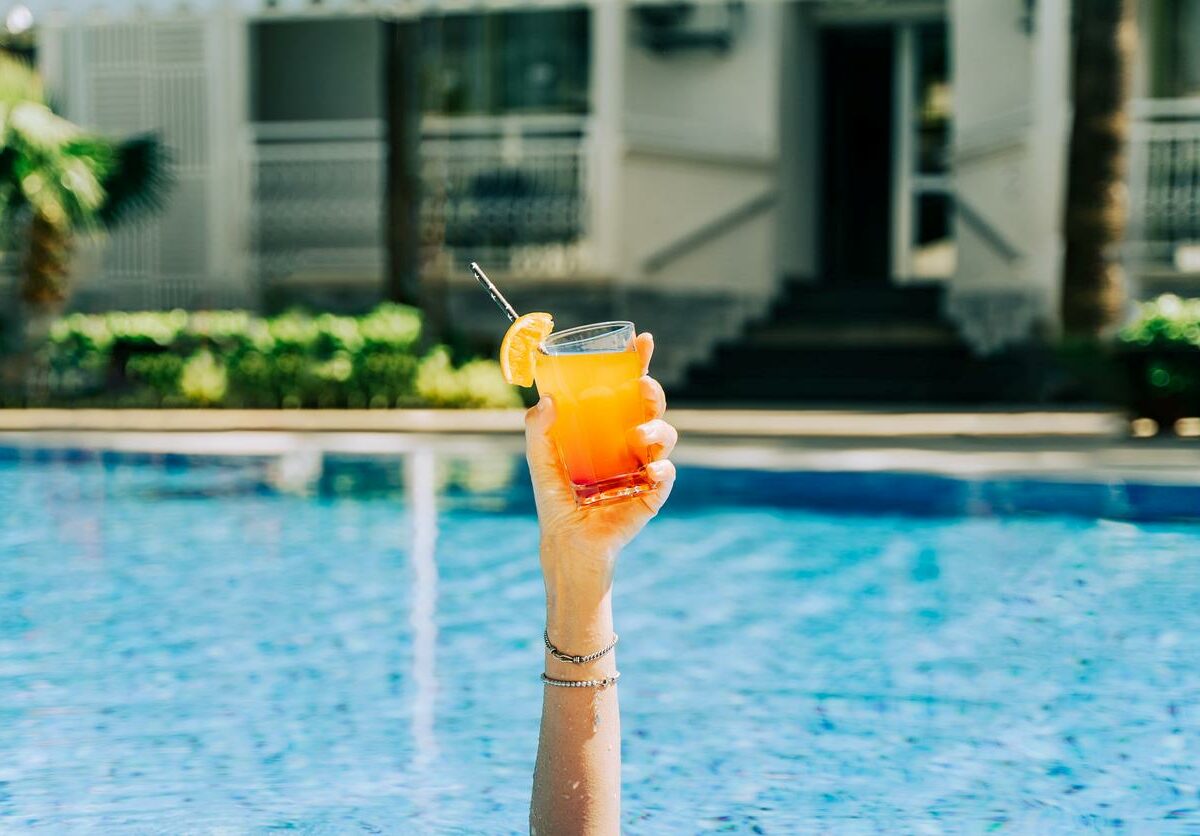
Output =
[
  {"x1": 179, "y1": 350, "x2": 228, "y2": 406},
  {"x1": 0, "y1": 54, "x2": 109, "y2": 234},
  {"x1": 417, "y1": 347, "x2": 524, "y2": 408},
  {"x1": 98, "y1": 135, "x2": 171, "y2": 228},
  {"x1": 0, "y1": 53, "x2": 169, "y2": 243},
  {"x1": 38, "y1": 303, "x2": 520, "y2": 410},
  {"x1": 1118, "y1": 294, "x2": 1200, "y2": 349},
  {"x1": 1116, "y1": 294, "x2": 1200, "y2": 422}
]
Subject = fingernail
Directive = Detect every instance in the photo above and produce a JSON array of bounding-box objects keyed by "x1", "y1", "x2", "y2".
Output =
[{"x1": 647, "y1": 461, "x2": 670, "y2": 482}]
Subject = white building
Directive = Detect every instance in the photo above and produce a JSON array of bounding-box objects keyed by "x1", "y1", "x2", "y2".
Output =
[{"x1": 10, "y1": 0, "x2": 1200, "y2": 388}]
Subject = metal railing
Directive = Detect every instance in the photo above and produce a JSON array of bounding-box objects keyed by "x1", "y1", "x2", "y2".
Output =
[
  {"x1": 250, "y1": 120, "x2": 387, "y2": 286},
  {"x1": 249, "y1": 115, "x2": 592, "y2": 285},
  {"x1": 419, "y1": 114, "x2": 590, "y2": 278},
  {"x1": 1127, "y1": 98, "x2": 1200, "y2": 273}
]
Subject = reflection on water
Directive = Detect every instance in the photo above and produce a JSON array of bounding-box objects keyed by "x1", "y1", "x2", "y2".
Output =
[
  {"x1": 405, "y1": 449, "x2": 439, "y2": 772},
  {"x1": 0, "y1": 448, "x2": 1199, "y2": 831}
]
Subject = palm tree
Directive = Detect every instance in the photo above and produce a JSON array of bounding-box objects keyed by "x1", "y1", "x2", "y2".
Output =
[
  {"x1": 1060, "y1": 0, "x2": 1135, "y2": 338},
  {"x1": 1, "y1": 53, "x2": 168, "y2": 307},
  {"x1": 0, "y1": 53, "x2": 168, "y2": 396}
]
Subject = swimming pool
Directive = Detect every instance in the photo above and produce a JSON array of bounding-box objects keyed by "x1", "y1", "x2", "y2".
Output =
[{"x1": 1, "y1": 447, "x2": 1198, "y2": 832}]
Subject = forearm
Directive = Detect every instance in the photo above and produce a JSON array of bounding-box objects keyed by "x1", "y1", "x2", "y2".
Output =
[{"x1": 530, "y1": 543, "x2": 621, "y2": 835}]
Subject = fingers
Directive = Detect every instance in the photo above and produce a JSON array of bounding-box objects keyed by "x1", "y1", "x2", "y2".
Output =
[
  {"x1": 632, "y1": 417, "x2": 678, "y2": 462},
  {"x1": 640, "y1": 375, "x2": 666, "y2": 420},
  {"x1": 640, "y1": 459, "x2": 677, "y2": 516},
  {"x1": 635, "y1": 332, "x2": 654, "y2": 375}
]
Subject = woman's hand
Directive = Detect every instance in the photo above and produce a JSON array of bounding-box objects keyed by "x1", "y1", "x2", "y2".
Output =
[{"x1": 524, "y1": 332, "x2": 678, "y2": 647}]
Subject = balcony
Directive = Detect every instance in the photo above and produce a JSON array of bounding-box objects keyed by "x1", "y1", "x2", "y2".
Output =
[
  {"x1": 250, "y1": 119, "x2": 387, "y2": 299},
  {"x1": 419, "y1": 114, "x2": 591, "y2": 280},
  {"x1": 1127, "y1": 98, "x2": 1200, "y2": 292},
  {"x1": 249, "y1": 114, "x2": 592, "y2": 302}
]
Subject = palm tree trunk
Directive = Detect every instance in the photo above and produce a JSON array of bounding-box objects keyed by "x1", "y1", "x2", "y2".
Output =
[
  {"x1": 1060, "y1": 0, "x2": 1136, "y2": 338},
  {"x1": 15, "y1": 212, "x2": 73, "y2": 402},
  {"x1": 21, "y1": 211, "x2": 73, "y2": 307}
]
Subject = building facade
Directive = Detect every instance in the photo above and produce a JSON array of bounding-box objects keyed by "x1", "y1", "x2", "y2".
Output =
[{"x1": 8, "y1": 0, "x2": 1198, "y2": 386}]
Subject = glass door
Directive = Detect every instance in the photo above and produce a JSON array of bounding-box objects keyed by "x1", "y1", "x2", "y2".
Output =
[{"x1": 891, "y1": 22, "x2": 955, "y2": 282}]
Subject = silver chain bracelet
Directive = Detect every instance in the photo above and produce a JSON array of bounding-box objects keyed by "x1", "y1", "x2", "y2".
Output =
[
  {"x1": 541, "y1": 671, "x2": 620, "y2": 689},
  {"x1": 544, "y1": 629, "x2": 619, "y2": 664}
]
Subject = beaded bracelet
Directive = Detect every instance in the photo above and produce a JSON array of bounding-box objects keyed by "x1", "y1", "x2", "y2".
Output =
[
  {"x1": 544, "y1": 629, "x2": 619, "y2": 664},
  {"x1": 541, "y1": 671, "x2": 621, "y2": 689}
]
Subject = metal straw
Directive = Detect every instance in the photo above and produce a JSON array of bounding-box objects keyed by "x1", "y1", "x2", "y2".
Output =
[{"x1": 470, "y1": 262, "x2": 519, "y2": 323}]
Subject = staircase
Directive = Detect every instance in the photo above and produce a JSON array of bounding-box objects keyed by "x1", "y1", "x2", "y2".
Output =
[{"x1": 673, "y1": 280, "x2": 1047, "y2": 405}]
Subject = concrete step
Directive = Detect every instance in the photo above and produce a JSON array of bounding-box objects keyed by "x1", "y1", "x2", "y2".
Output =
[
  {"x1": 677, "y1": 280, "x2": 1052, "y2": 404},
  {"x1": 745, "y1": 322, "x2": 958, "y2": 348},
  {"x1": 773, "y1": 281, "x2": 946, "y2": 321}
]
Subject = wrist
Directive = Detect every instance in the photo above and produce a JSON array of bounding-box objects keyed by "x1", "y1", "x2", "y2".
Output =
[
  {"x1": 545, "y1": 589, "x2": 613, "y2": 650},
  {"x1": 545, "y1": 595, "x2": 616, "y2": 680},
  {"x1": 540, "y1": 537, "x2": 616, "y2": 611}
]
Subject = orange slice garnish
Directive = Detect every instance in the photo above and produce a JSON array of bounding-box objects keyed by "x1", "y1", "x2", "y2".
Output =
[{"x1": 500, "y1": 312, "x2": 554, "y2": 387}]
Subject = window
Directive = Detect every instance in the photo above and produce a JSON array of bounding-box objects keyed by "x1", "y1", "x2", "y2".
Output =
[
  {"x1": 1146, "y1": 0, "x2": 1200, "y2": 99},
  {"x1": 251, "y1": 20, "x2": 384, "y2": 122},
  {"x1": 419, "y1": 9, "x2": 590, "y2": 116}
]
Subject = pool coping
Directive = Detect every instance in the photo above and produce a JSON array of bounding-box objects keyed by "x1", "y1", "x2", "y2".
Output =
[
  {"x1": 0, "y1": 407, "x2": 1130, "y2": 438},
  {"x1": 3, "y1": 426, "x2": 1200, "y2": 488}
]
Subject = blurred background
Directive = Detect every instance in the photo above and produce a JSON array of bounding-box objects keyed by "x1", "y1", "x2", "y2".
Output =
[
  {"x1": 9, "y1": 4, "x2": 1200, "y2": 831},
  {"x1": 0, "y1": 0, "x2": 1194, "y2": 414}
]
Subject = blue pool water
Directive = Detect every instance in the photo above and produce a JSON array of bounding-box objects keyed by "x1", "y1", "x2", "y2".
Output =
[{"x1": 1, "y1": 449, "x2": 1199, "y2": 833}]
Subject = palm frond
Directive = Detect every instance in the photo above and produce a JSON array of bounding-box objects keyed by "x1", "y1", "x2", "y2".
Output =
[
  {"x1": 7, "y1": 102, "x2": 80, "y2": 152},
  {"x1": 98, "y1": 134, "x2": 171, "y2": 228},
  {"x1": 0, "y1": 53, "x2": 44, "y2": 107}
]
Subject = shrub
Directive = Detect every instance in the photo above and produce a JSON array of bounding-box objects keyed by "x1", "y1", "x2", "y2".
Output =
[
  {"x1": 179, "y1": 350, "x2": 228, "y2": 406},
  {"x1": 34, "y1": 304, "x2": 520, "y2": 409},
  {"x1": 416, "y1": 347, "x2": 520, "y2": 408},
  {"x1": 1116, "y1": 295, "x2": 1200, "y2": 423},
  {"x1": 1119, "y1": 294, "x2": 1200, "y2": 349}
]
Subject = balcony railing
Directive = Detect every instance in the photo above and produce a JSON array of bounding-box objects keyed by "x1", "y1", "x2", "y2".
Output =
[
  {"x1": 419, "y1": 114, "x2": 590, "y2": 278},
  {"x1": 250, "y1": 120, "x2": 387, "y2": 289},
  {"x1": 250, "y1": 115, "x2": 591, "y2": 289},
  {"x1": 1127, "y1": 98, "x2": 1200, "y2": 275}
]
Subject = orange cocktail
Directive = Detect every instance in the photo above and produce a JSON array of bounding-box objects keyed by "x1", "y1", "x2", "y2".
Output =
[{"x1": 534, "y1": 321, "x2": 651, "y2": 506}]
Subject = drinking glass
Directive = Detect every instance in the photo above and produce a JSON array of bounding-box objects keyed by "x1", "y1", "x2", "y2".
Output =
[{"x1": 534, "y1": 321, "x2": 652, "y2": 506}]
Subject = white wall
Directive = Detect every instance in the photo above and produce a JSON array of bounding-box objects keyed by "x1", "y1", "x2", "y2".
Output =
[
  {"x1": 40, "y1": 15, "x2": 252, "y2": 311},
  {"x1": 945, "y1": 0, "x2": 1069, "y2": 352},
  {"x1": 610, "y1": 1, "x2": 786, "y2": 381},
  {"x1": 617, "y1": 0, "x2": 783, "y2": 295},
  {"x1": 622, "y1": 3, "x2": 779, "y2": 161},
  {"x1": 951, "y1": 0, "x2": 1031, "y2": 138}
]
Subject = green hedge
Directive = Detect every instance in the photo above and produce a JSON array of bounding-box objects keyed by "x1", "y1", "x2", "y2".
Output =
[{"x1": 39, "y1": 304, "x2": 521, "y2": 409}]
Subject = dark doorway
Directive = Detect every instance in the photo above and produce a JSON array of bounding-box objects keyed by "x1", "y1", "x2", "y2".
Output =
[{"x1": 820, "y1": 26, "x2": 894, "y2": 284}]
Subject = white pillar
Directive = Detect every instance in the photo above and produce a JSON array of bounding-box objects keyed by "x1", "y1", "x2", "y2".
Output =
[
  {"x1": 1027, "y1": 0, "x2": 1071, "y2": 331},
  {"x1": 207, "y1": 6, "x2": 252, "y2": 305},
  {"x1": 586, "y1": 0, "x2": 625, "y2": 279}
]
